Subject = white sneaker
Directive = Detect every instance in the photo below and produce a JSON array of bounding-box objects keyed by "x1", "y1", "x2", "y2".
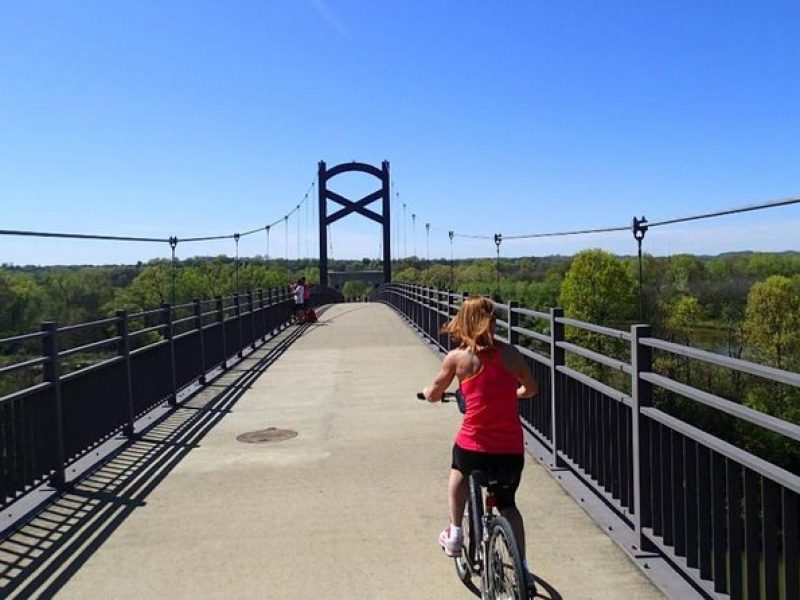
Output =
[{"x1": 438, "y1": 526, "x2": 463, "y2": 557}]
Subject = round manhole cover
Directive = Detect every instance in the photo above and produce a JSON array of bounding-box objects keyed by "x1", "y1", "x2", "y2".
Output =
[{"x1": 237, "y1": 428, "x2": 298, "y2": 443}]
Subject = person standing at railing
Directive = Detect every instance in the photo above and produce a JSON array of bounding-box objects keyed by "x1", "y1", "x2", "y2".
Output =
[
  {"x1": 301, "y1": 278, "x2": 317, "y2": 322},
  {"x1": 423, "y1": 296, "x2": 538, "y2": 589},
  {"x1": 291, "y1": 277, "x2": 306, "y2": 322}
]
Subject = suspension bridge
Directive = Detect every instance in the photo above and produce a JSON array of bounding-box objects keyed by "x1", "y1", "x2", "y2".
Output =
[{"x1": 1, "y1": 162, "x2": 799, "y2": 599}]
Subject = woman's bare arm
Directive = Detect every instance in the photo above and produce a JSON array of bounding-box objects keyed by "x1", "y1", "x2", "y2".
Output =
[
  {"x1": 501, "y1": 343, "x2": 538, "y2": 399},
  {"x1": 423, "y1": 351, "x2": 458, "y2": 402}
]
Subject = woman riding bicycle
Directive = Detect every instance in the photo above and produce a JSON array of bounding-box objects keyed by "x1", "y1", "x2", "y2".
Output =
[{"x1": 423, "y1": 296, "x2": 538, "y2": 589}]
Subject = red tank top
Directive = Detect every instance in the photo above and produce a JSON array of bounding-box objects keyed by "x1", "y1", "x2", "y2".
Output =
[{"x1": 455, "y1": 347, "x2": 523, "y2": 454}]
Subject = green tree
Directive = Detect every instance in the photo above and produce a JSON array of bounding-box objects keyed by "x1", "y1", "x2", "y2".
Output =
[
  {"x1": 663, "y1": 254, "x2": 706, "y2": 297},
  {"x1": 421, "y1": 264, "x2": 452, "y2": 289},
  {"x1": 558, "y1": 249, "x2": 636, "y2": 325},
  {"x1": 0, "y1": 272, "x2": 46, "y2": 336},
  {"x1": 558, "y1": 250, "x2": 636, "y2": 382},
  {"x1": 114, "y1": 264, "x2": 171, "y2": 312},
  {"x1": 394, "y1": 267, "x2": 421, "y2": 283},
  {"x1": 743, "y1": 275, "x2": 800, "y2": 370},
  {"x1": 664, "y1": 295, "x2": 703, "y2": 345}
]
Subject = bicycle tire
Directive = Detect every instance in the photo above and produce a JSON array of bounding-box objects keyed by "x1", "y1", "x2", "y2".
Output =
[
  {"x1": 456, "y1": 478, "x2": 484, "y2": 582},
  {"x1": 486, "y1": 516, "x2": 526, "y2": 600},
  {"x1": 454, "y1": 505, "x2": 473, "y2": 581}
]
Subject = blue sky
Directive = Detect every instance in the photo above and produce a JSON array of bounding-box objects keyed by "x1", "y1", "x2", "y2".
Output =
[{"x1": 1, "y1": 1, "x2": 798, "y2": 265}]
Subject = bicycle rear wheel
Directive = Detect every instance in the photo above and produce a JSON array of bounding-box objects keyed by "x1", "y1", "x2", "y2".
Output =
[{"x1": 486, "y1": 516, "x2": 526, "y2": 600}]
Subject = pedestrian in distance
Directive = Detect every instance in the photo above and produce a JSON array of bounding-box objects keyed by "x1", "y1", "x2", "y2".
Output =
[{"x1": 291, "y1": 277, "x2": 306, "y2": 322}]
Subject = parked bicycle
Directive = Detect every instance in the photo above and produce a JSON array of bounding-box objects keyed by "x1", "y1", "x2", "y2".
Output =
[{"x1": 417, "y1": 391, "x2": 532, "y2": 599}]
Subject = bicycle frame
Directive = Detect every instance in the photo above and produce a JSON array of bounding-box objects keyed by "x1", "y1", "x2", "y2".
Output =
[{"x1": 457, "y1": 474, "x2": 496, "y2": 587}]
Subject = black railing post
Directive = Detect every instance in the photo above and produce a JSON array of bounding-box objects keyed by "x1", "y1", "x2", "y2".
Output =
[
  {"x1": 425, "y1": 287, "x2": 432, "y2": 340},
  {"x1": 508, "y1": 300, "x2": 519, "y2": 346},
  {"x1": 259, "y1": 289, "x2": 266, "y2": 342},
  {"x1": 415, "y1": 285, "x2": 422, "y2": 330},
  {"x1": 631, "y1": 324, "x2": 653, "y2": 550},
  {"x1": 161, "y1": 303, "x2": 177, "y2": 406},
  {"x1": 216, "y1": 296, "x2": 228, "y2": 371},
  {"x1": 234, "y1": 293, "x2": 243, "y2": 358},
  {"x1": 280, "y1": 286, "x2": 288, "y2": 331},
  {"x1": 550, "y1": 307, "x2": 565, "y2": 468},
  {"x1": 437, "y1": 289, "x2": 444, "y2": 349},
  {"x1": 248, "y1": 291, "x2": 256, "y2": 350},
  {"x1": 116, "y1": 310, "x2": 136, "y2": 438},
  {"x1": 41, "y1": 321, "x2": 66, "y2": 488},
  {"x1": 269, "y1": 288, "x2": 278, "y2": 334},
  {"x1": 412, "y1": 285, "x2": 418, "y2": 329},
  {"x1": 446, "y1": 290, "x2": 455, "y2": 351},
  {"x1": 194, "y1": 299, "x2": 207, "y2": 385},
  {"x1": 419, "y1": 286, "x2": 424, "y2": 330},
  {"x1": 284, "y1": 286, "x2": 291, "y2": 330}
]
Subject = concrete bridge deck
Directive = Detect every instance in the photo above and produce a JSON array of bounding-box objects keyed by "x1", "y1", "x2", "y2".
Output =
[{"x1": 1, "y1": 303, "x2": 665, "y2": 599}]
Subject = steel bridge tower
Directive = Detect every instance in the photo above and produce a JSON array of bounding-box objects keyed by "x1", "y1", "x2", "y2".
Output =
[{"x1": 317, "y1": 160, "x2": 391, "y2": 287}]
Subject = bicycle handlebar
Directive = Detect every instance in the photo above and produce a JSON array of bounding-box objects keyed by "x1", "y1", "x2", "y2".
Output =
[{"x1": 416, "y1": 391, "x2": 457, "y2": 402}]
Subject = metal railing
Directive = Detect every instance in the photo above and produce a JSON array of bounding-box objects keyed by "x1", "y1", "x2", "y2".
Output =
[
  {"x1": 0, "y1": 286, "x2": 300, "y2": 510},
  {"x1": 374, "y1": 282, "x2": 800, "y2": 600}
]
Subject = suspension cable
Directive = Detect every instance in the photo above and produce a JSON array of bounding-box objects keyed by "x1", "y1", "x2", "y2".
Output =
[
  {"x1": 0, "y1": 229, "x2": 168, "y2": 243},
  {"x1": 503, "y1": 224, "x2": 629, "y2": 241},
  {"x1": 647, "y1": 196, "x2": 800, "y2": 228},
  {"x1": 501, "y1": 196, "x2": 800, "y2": 241},
  {"x1": 0, "y1": 174, "x2": 319, "y2": 250}
]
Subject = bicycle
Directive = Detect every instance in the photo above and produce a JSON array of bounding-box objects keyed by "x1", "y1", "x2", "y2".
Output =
[{"x1": 417, "y1": 391, "x2": 532, "y2": 600}]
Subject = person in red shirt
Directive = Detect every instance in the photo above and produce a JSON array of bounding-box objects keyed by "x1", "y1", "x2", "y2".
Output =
[{"x1": 423, "y1": 296, "x2": 538, "y2": 582}]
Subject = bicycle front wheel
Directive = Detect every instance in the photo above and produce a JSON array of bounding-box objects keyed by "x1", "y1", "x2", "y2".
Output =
[{"x1": 486, "y1": 516, "x2": 526, "y2": 600}]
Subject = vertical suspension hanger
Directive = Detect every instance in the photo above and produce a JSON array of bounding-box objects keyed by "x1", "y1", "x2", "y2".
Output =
[
  {"x1": 412, "y1": 213, "x2": 417, "y2": 258},
  {"x1": 403, "y1": 202, "x2": 407, "y2": 258},
  {"x1": 234, "y1": 233, "x2": 241, "y2": 293},
  {"x1": 305, "y1": 192, "x2": 310, "y2": 259},
  {"x1": 632, "y1": 216, "x2": 648, "y2": 321},
  {"x1": 169, "y1": 236, "x2": 178, "y2": 305},
  {"x1": 494, "y1": 233, "x2": 502, "y2": 298},
  {"x1": 265, "y1": 225, "x2": 270, "y2": 265},
  {"x1": 284, "y1": 215, "x2": 288, "y2": 262},
  {"x1": 296, "y1": 204, "x2": 301, "y2": 260},
  {"x1": 426, "y1": 223, "x2": 430, "y2": 262},
  {"x1": 449, "y1": 230, "x2": 455, "y2": 288}
]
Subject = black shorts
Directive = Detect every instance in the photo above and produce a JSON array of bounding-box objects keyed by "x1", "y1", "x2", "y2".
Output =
[
  {"x1": 294, "y1": 302, "x2": 305, "y2": 310},
  {"x1": 451, "y1": 444, "x2": 524, "y2": 509}
]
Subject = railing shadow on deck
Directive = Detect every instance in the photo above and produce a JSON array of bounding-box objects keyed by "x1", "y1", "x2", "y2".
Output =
[{"x1": 0, "y1": 324, "x2": 310, "y2": 599}]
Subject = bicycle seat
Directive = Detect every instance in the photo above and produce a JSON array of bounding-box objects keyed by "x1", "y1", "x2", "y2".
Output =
[{"x1": 470, "y1": 469, "x2": 516, "y2": 488}]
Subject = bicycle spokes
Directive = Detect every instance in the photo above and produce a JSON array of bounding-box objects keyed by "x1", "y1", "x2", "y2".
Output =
[{"x1": 486, "y1": 518, "x2": 526, "y2": 600}]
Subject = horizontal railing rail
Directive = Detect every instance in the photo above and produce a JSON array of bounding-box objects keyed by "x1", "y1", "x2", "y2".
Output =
[{"x1": 373, "y1": 282, "x2": 799, "y2": 600}]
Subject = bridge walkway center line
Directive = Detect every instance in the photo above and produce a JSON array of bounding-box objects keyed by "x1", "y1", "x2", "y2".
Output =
[{"x1": 18, "y1": 303, "x2": 664, "y2": 599}]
